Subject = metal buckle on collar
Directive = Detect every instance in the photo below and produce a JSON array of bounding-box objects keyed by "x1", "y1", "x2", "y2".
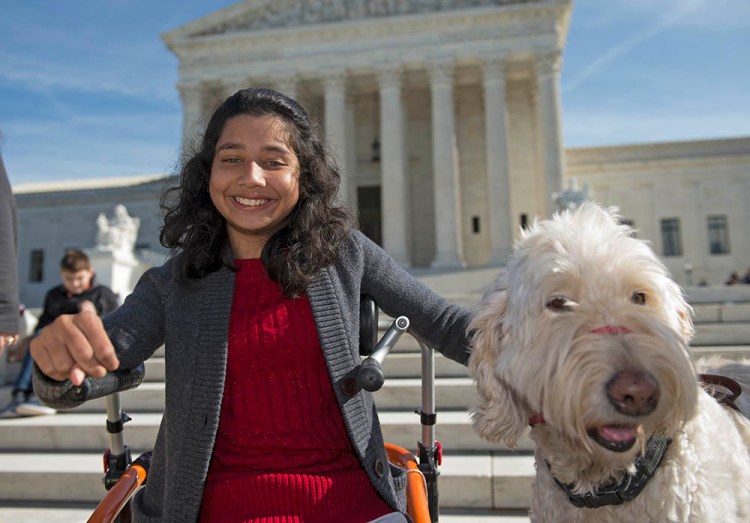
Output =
[{"x1": 699, "y1": 373, "x2": 742, "y2": 412}]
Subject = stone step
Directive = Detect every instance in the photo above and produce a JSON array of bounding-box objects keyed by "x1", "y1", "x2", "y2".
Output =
[
  {"x1": 0, "y1": 450, "x2": 535, "y2": 510},
  {"x1": 685, "y1": 286, "x2": 750, "y2": 304},
  {"x1": 414, "y1": 270, "x2": 750, "y2": 308},
  {"x1": 1, "y1": 322, "x2": 746, "y2": 516},
  {"x1": 96, "y1": 341, "x2": 750, "y2": 387},
  {"x1": 0, "y1": 503, "x2": 529, "y2": 523},
  {"x1": 141, "y1": 350, "x2": 470, "y2": 382},
  {"x1": 20, "y1": 321, "x2": 750, "y2": 384},
  {"x1": 692, "y1": 302, "x2": 750, "y2": 323},
  {"x1": 3, "y1": 344, "x2": 747, "y2": 416},
  {"x1": 691, "y1": 324, "x2": 750, "y2": 346},
  {"x1": 403, "y1": 324, "x2": 750, "y2": 347},
  {"x1": 388, "y1": 325, "x2": 750, "y2": 349},
  {"x1": 691, "y1": 345, "x2": 750, "y2": 358},
  {"x1": 0, "y1": 410, "x2": 534, "y2": 453},
  {"x1": 15, "y1": 377, "x2": 478, "y2": 414}
]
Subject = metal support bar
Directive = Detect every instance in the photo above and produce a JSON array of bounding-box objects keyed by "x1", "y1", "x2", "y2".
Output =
[
  {"x1": 417, "y1": 340, "x2": 439, "y2": 522},
  {"x1": 105, "y1": 393, "x2": 125, "y2": 456}
]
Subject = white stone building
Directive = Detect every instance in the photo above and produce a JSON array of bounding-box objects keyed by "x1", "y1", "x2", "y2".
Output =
[
  {"x1": 567, "y1": 137, "x2": 750, "y2": 287},
  {"x1": 162, "y1": 0, "x2": 573, "y2": 269},
  {"x1": 11, "y1": 1, "x2": 750, "y2": 307}
]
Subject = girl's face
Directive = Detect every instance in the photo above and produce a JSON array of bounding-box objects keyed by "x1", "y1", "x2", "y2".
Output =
[{"x1": 210, "y1": 114, "x2": 301, "y2": 259}]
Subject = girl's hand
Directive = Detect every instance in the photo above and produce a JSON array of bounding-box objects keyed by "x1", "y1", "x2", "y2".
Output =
[{"x1": 29, "y1": 310, "x2": 120, "y2": 386}]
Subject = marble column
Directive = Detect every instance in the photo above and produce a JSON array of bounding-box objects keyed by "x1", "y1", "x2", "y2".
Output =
[
  {"x1": 345, "y1": 93, "x2": 359, "y2": 212},
  {"x1": 323, "y1": 70, "x2": 350, "y2": 207},
  {"x1": 535, "y1": 51, "x2": 565, "y2": 216},
  {"x1": 428, "y1": 60, "x2": 465, "y2": 268},
  {"x1": 482, "y1": 57, "x2": 513, "y2": 265},
  {"x1": 177, "y1": 82, "x2": 204, "y2": 150},
  {"x1": 377, "y1": 64, "x2": 410, "y2": 266}
]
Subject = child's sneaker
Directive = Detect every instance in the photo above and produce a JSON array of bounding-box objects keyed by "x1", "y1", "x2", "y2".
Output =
[
  {"x1": 15, "y1": 394, "x2": 57, "y2": 417},
  {"x1": 0, "y1": 392, "x2": 26, "y2": 419}
]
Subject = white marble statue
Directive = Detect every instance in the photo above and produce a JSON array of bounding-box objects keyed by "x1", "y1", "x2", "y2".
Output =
[{"x1": 95, "y1": 204, "x2": 140, "y2": 261}]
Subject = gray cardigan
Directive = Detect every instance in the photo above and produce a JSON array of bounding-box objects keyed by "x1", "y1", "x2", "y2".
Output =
[{"x1": 35, "y1": 230, "x2": 473, "y2": 522}]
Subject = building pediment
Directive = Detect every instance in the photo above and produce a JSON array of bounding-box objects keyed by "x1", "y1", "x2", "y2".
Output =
[{"x1": 167, "y1": 0, "x2": 542, "y2": 41}]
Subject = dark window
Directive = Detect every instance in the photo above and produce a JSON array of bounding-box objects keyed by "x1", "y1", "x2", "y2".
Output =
[
  {"x1": 29, "y1": 249, "x2": 44, "y2": 282},
  {"x1": 357, "y1": 186, "x2": 382, "y2": 246},
  {"x1": 472, "y1": 216, "x2": 481, "y2": 234},
  {"x1": 661, "y1": 218, "x2": 682, "y2": 257},
  {"x1": 707, "y1": 215, "x2": 730, "y2": 255}
]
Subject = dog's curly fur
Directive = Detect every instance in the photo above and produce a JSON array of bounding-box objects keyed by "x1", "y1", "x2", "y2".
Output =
[{"x1": 469, "y1": 203, "x2": 750, "y2": 522}]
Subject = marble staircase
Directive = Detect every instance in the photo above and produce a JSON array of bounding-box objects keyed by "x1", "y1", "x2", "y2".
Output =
[{"x1": 1, "y1": 292, "x2": 749, "y2": 522}]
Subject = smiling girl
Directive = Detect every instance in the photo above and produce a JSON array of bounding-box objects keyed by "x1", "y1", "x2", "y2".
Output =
[{"x1": 30, "y1": 88, "x2": 473, "y2": 522}]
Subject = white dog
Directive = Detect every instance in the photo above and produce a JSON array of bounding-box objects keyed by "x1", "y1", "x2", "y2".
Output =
[{"x1": 468, "y1": 203, "x2": 750, "y2": 522}]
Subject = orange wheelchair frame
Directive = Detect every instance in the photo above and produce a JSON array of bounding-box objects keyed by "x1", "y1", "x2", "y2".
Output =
[
  {"x1": 86, "y1": 442, "x2": 431, "y2": 523},
  {"x1": 60, "y1": 297, "x2": 441, "y2": 522}
]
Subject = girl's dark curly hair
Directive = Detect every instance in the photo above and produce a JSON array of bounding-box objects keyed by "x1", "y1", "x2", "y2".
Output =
[{"x1": 160, "y1": 87, "x2": 353, "y2": 297}]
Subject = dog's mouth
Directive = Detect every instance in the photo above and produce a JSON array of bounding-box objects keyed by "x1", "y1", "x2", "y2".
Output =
[{"x1": 587, "y1": 424, "x2": 639, "y2": 452}]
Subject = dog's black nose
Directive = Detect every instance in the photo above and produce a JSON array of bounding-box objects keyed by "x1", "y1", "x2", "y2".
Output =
[{"x1": 606, "y1": 370, "x2": 660, "y2": 417}]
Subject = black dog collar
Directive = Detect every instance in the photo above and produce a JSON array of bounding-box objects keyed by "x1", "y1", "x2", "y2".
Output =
[{"x1": 551, "y1": 435, "x2": 671, "y2": 508}]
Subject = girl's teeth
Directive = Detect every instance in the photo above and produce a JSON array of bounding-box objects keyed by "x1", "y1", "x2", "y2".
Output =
[{"x1": 234, "y1": 196, "x2": 268, "y2": 207}]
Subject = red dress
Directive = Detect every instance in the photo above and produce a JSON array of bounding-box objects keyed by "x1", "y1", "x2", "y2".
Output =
[{"x1": 199, "y1": 259, "x2": 392, "y2": 523}]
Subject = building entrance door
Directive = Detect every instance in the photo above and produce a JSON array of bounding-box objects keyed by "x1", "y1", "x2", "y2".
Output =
[{"x1": 357, "y1": 186, "x2": 382, "y2": 246}]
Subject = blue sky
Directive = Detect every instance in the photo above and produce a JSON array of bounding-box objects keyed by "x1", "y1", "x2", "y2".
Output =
[{"x1": 1, "y1": 0, "x2": 749, "y2": 186}]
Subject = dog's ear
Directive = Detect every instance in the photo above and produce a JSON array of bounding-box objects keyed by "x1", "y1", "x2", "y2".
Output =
[
  {"x1": 669, "y1": 283, "x2": 695, "y2": 342},
  {"x1": 468, "y1": 285, "x2": 529, "y2": 448},
  {"x1": 676, "y1": 307, "x2": 694, "y2": 342}
]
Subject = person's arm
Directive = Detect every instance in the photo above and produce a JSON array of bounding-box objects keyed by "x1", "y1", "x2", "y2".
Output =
[
  {"x1": 357, "y1": 231, "x2": 474, "y2": 366},
  {"x1": 0, "y1": 153, "x2": 19, "y2": 352},
  {"x1": 31, "y1": 263, "x2": 167, "y2": 395}
]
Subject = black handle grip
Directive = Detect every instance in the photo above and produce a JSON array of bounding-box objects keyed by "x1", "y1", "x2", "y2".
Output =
[
  {"x1": 358, "y1": 357, "x2": 386, "y2": 392},
  {"x1": 59, "y1": 364, "x2": 146, "y2": 403}
]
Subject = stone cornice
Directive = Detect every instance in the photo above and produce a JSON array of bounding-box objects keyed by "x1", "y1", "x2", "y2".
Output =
[
  {"x1": 13, "y1": 175, "x2": 172, "y2": 195},
  {"x1": 14, "y1": 177, "x2": 176, "y2": 207},
  {"x1": 567, "y1": 155, "x2": 750, "y2": 178},
  {"x1": 166, "y1": 1, "x2": 568, "y2": 70},
  {"x1": 567, "y1": 137, "x2": 750, "y2": 168}
]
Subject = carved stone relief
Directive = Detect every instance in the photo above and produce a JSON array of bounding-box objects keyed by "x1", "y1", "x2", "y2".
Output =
[{"x1": 196, "y1": 0, "x2": 539, "y2": 36}]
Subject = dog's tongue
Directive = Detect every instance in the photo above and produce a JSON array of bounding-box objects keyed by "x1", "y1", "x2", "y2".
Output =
[{"x1": 599, "y1": 425, "x2": 638, "y2": 442}]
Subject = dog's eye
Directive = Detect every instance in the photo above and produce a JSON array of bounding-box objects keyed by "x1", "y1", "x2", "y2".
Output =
[
  {"x1": 545, "y1": 296, "x2": 571, "y2": 312},
  {"x1": 631, "y1": 291, "x2": 647, "y2": 305}
]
